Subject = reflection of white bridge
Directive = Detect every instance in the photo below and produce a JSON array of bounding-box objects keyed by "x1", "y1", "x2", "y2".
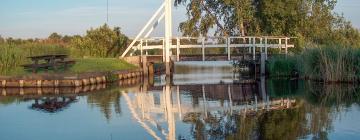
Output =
[{"x1": 122, "y1": 84, "x2": 295, "y2": 140}]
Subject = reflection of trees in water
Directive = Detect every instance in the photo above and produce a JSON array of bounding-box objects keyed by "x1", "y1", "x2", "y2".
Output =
[
  {"x1": 0, "y1": 96, "x2": 19, "y2": 106},
  {"x1": 183, "y1": 81, "x2": 360, "y2": 140},
  {"x1": 87, "y1": 87, "x2": 122, "y2": 121},
  {"x1": 31, "y1": 97, "x2": 77, "y2": 113}
]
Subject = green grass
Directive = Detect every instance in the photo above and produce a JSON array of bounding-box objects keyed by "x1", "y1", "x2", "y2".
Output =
[
  {"x1": 0, "y1": 43, "x2": 137, "y2": 76},
  {"x1": 69, "y1": 58, "x2": 137, "y2": 73},
  {"x1": 267, "y1": 55, "x2": 298, "y2": 77},
  {"x1": 0, "y1": 58, "x2": 137, "y2": 76}
]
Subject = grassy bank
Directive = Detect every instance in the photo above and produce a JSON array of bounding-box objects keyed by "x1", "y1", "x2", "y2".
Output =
[
  {"x1": 267, "y1": 45, "x2": 360, "y2": 82},
  {"x1": 0, "y1": 44, "x2": 137, "y2": 76}
]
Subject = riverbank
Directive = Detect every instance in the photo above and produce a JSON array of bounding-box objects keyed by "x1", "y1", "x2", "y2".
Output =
[
  {"x1": 267, "y1": 45, "x2": 360, "y2": 83},
  {"x1": 0, "y1": 58, "x2": 143, "y2": 88}
]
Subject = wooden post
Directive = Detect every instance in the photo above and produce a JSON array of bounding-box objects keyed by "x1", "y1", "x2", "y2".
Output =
[
  {"x1": 202, "y1": 37, "x2": 205, "y2": 61},
  {"x1": 176, "y1": 38, "x2": 180, "y2": 61},
  {"x1": 227, "y1": 37, "x2": 231, "y2": 61}
]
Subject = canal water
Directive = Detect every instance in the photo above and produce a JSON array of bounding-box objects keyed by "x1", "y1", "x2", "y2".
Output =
[{"x1": 1, "y1": 62, "x2": 360, "y2": 140}]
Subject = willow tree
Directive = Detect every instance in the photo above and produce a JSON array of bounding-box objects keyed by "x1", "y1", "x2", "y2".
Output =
[
  {"x1": 175, "y1": 0, "x2": 254, "y2": 37},
  {"x1": 174, "y1": 0, "x2": 358, "y2": 46}
]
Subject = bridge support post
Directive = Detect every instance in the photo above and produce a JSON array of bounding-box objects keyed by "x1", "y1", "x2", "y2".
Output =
[
  {"x1": 227, "y1": 37, "x2": 231, "y2": 61},
  {"x1": 252, "y1": 37, "x2": 256, "y2": 60},
  {"x1": 202, "y1": 37, "x2": 205, "y2": 61},
  {"x1": 278, "y1": 39, "x2": 281, "y2": 53},
  {"x1": 265, "y1": 38, "x2": 268, "y2": 60},
  {"x1": 140, "y1": 40, "x2": 143, "y2": 62},
  {"x1": 261, "y1": 52, "x2": 266, "y2": 76},
  {"x1": 248, "y1": 38, "x2": 251, "y2": 54},
  {"x1": 176, "y1": 38, "x2": 180, "y2": 61},
  {"x1": 285, "y1": 37, "x2": 288, "y2": 55},
  {"x1": 164, "y1": 0, "x2": 172, "y2": 77}
]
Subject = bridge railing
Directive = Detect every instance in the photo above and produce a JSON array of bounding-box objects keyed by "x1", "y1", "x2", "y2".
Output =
[{"x1": 127, "y1": 36, "x2": 295, "y2": 61}]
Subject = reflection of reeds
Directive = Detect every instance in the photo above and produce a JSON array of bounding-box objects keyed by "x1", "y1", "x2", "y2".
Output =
[{"x1": 306, "y1": 82, "x2": 360, "y2": 108}]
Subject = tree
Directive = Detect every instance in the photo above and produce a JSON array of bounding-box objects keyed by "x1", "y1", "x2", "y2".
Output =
[
  {"x1": 175, "y1": 0, "x2": 254, "y2": 36},
  {"x1": 70, "y1": 24, "x2": 129, "y2": 57},
  {"x1": 175, "y1": 0, "x2": 360, "y2": 47},
  {"x1": 48, "y1": 32, "x2": 62, "y2": 41}
]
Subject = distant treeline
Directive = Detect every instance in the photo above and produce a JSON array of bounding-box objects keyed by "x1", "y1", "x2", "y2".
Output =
[
  {"x1": 0, "y1": 24, "x2": 129, "y2": 74},
  {"x1": 0, "y1": 24, "x2": 129, "y2": 58}
]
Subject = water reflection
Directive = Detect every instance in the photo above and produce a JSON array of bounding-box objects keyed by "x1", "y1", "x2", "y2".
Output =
[
  {"x1": 1, "y1": 78, "x2": 360, "y2": 139},
  {"x1": 30, "y1": 97, "x2": 77, "y2": 113},
  {"x1": 122, "y1": 78, "x2": 299, "y2": 140}
]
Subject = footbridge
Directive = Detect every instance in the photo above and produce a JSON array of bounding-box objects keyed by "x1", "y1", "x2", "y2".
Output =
[{"x1": 120, "y1": 0, "x2": 295, "y2": 76}]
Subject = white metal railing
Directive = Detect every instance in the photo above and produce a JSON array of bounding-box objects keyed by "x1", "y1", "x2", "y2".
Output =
[{"x1": 125, "y1": 36, "x2": 295, "y2": 61}]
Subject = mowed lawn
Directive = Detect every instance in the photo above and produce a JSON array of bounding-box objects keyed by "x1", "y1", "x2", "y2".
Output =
[
  {"x1": 1, "y1": 58, "x2": 137, "y2": 76},
  {"x1": 69, "y1": 58, "x2": 137, "y2": 73}
]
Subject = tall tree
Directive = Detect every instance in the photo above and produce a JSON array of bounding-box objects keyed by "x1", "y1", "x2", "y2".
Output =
[{"x1": 175, "y1": 0, "x2": 359, "y2": 47}]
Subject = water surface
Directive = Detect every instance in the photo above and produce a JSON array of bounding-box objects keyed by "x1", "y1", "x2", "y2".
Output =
[{"x1": 1, "y1": 63, "x2": 360, "y2": 140}]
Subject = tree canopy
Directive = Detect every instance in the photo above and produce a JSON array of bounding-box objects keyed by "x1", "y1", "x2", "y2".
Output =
[
  {"x1": 175, "y1": 0, "x2": 360, "y2": 47},
  {"x1": 69, "y1": 24, "x2": 129, "y2": 57}
]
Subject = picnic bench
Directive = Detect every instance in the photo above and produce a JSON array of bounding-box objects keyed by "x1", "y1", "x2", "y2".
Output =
[{"x1": 22, "y1": 54, "x2": 76, "y2": 73}]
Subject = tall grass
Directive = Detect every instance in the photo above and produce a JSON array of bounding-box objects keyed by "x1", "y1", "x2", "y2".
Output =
[
  {"x1": 301, "y1": 45, "x2": 360, "y2": 82},
  {"x1": 267, "y1": 45, "x2": 360, "y2": 82},
  {"x1": 267, "y1": 55, "x2": 298, "y2": 77},
  {"x1": 0, "y1": 43, "x2": 68, "y2": 75}
]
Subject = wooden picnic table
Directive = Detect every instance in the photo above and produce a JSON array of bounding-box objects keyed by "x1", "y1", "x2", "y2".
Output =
[{"x1": 22, "y1": 54, "x2": 75, "y2": 73}]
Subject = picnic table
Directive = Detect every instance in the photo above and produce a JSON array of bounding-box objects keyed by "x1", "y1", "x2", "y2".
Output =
[{"x1": 22, "y1": 54, "x2": 76, "y2": 73}]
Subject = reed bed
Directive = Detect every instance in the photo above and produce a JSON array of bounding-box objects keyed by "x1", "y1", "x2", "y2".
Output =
[{"x1": 267, "y1": 45, "x2": 360, "y2": 83}]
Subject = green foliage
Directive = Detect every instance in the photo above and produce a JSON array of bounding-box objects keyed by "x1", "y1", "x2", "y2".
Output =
[
  {"x1": 267, "y1": 55, "x2": 298, "y2": 77},
  {"x1": 268, "y1": 45, "x2": 360, "y2": 82},
  {"x1": 69, "y1": 24, "x2": 129, "y2": 58},
  {"x1": 0, "y1": 43, "x2": 68, "y2": 75},
  {"x1": 176, "y1": 0, "x2": 360, "y2": 51},
  {"x1": 302, "y1": 45, "x2": 360, "y2": 82}
]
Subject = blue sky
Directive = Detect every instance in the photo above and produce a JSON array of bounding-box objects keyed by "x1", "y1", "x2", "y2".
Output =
[{"x1": 0, "y1": 0, "x2": 359, "y2": 38}]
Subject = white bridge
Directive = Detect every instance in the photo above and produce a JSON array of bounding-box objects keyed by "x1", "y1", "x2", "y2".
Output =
[{"x1": 120, "y1": 0, "x2": 295, "y2": 75}]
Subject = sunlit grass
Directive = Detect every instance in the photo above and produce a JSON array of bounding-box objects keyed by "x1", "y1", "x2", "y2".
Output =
[{"x1": 69, "y1": 58, "x2": 137, "y2": 73}]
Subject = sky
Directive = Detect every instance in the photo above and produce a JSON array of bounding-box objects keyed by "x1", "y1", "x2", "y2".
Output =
[{"x1": 0, "y1": 0, "x2": 359, "y2": 39}]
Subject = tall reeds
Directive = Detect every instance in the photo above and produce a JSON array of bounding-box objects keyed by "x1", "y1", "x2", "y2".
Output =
[
  {"x1": 0, "y1": 43, "x2": 69, "y2": 75},
  {"x1": 268, "y1": 45, "x2": 360, "y2": 82}
]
